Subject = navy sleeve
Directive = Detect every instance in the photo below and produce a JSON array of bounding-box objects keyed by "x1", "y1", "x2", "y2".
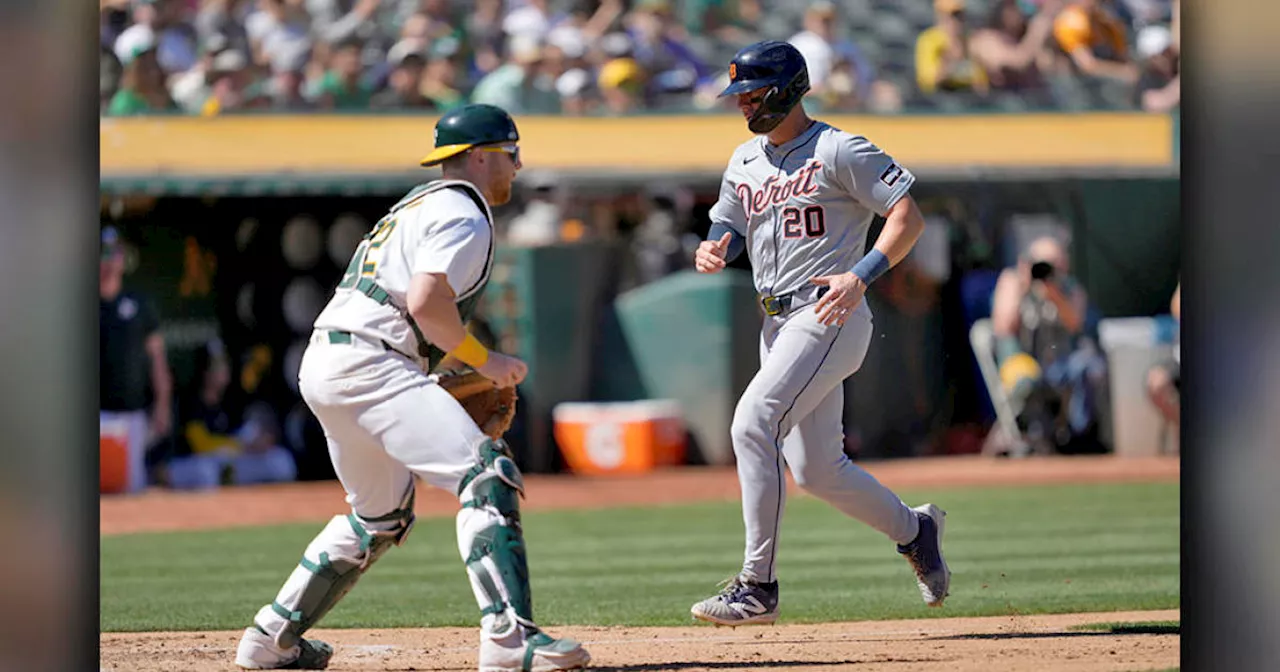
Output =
[{"x1": 708, "y1": 222, "x2": 746, "y2": 263}]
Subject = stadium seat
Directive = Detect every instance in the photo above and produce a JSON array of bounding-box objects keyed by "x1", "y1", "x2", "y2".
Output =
[
  {"x1": 871, "y1": 11, "x2": 917, "y2": 45},
  {"x1": 899, "y1": 0, "x2": 936, "y2": 29},
  {"x1": 840, "y1": 0, "x2": 875, "y2": 25}
]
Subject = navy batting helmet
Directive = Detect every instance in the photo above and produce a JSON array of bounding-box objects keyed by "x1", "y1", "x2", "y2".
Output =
[{"x1": 719, "y1": 41, "x2": 810, "y2": 134}]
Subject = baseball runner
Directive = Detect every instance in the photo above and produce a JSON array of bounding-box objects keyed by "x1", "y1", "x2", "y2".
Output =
[
  {"x1": 234, "y1": 104, "x2": 591, "y2": 671},
  {"x1": 689, "y1": 41, "x2": 950, "y2": 625}
]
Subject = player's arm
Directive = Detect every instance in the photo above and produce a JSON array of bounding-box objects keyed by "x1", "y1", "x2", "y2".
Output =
[
  {"x1": 834, "y1": 134, "x2": 925, "y2": 269},
  {"x1": 408, "y1": 215, "x2": 525, "y2": 386},
  {"x1": 812, "y1": 136, "x2": 925, "y2": 324},
  {"x1": 866, "y1": 195, "x2": 926, "y2": 271},
  {"x1": 696, "y1": 161, "x2": 749, "y2": 273},
  {"x1": 407, "y1": 272, "x2": 470, "y2": 354},
  {"x1": 408, "y1": 272, "x2": 526, "y2": 387}
]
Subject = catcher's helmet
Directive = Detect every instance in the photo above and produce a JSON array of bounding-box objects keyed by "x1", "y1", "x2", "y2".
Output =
[
  {"x1": 719, "y1": 41, "x2": 810, "y2": 134},
  {"x1": 420, "y1": 103, "x2": 520, "y2": 167}
]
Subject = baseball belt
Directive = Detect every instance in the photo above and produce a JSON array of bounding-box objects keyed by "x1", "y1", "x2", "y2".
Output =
[
  {"x1": 313, "y1": 329, "x2": 416, "y2": 361},
  {"x1": 760, "y1": 285, "x2": 829, "y2": 317}
]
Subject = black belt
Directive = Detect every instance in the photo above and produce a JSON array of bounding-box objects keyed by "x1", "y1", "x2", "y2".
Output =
[{"x1": 760, "y1": 286, "x2": 828, "y2": 317}]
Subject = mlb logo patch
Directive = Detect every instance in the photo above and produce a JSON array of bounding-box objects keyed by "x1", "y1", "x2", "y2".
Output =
[{"x1": 880, "y1": 164, "x2": 903, "y2": 187}]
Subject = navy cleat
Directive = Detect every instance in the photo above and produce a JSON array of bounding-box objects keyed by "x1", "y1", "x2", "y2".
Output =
[
  {"x1": 897, "y1": 503, "x2": 951, "y2": 607},
  {"x1": 690, "y1": 576, "x2": 780, "y2": 626}
]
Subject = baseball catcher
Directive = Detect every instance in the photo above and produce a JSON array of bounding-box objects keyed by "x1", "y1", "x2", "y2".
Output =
[{"x1": 234, "y1": 104, "x2": 589, "y2": 671}]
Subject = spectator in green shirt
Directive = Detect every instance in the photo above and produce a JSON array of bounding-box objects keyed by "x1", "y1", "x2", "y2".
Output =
[
  {"x1": 106, "y1": 28, "x2": 178, "y2": 116},
  {"x1": 315, "y1": 39, "x2": 373, "y2": 110}
]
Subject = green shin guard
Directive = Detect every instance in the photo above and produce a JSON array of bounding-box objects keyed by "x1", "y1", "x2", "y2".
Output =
[
  {"x1": 459, "y1": 440, "x2": 534, "y2": 627},
  {"x1": 269, "y1": 489, "x2": 416, "y2": 650}
]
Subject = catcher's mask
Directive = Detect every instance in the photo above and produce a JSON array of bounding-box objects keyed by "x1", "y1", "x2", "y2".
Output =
[
  {"x1": 719, "y1": 40, "x2": 810, "y2": 134},
  {"x1": 420, "y1": 103, "x2": 521, "y2": 167}
]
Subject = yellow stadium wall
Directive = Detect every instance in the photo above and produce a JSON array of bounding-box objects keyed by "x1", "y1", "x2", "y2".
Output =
[{"x1": 100, "y1": 112, "x2": 1176, "y2": 178}]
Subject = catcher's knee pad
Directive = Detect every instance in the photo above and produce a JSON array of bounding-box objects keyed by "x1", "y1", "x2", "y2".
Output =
[
  {"x1": 456, "y1": 439, "x2": 532, "y2": 631},
  {"x1": 257, "y1": 485, "x2": 416, "y2": 649}
]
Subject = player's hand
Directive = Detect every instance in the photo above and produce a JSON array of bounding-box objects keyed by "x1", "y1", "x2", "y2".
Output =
[
  {"x1": 810, "y1": 272, "x2": 868, "y2": 326},
  {"x1": 476, "y1": 352, "x2": 528, "y2": 388},
  {"x1": 694, "y1": 232, "x2": 732, "y2": 273}
]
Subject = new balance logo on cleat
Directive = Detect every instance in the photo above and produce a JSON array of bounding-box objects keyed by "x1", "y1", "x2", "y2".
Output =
[
  {"x1": 691, "y1": 577, "x2": 780, "y2": 626},
  {"x1": 731, "y1": 596, "x2": 768, "y2": 616}
]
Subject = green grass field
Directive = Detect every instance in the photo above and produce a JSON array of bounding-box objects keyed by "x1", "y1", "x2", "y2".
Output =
[
  {"x1": 1069, "y1": 620, "x2": 1180, "y2": 634},
  {"x1": 101, "y1": 481, "x2": 1178, "y2": 632}
]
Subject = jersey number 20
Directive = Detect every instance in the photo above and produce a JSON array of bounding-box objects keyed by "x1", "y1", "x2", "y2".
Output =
[
  {"x1": 337, "y1": 216, "x2": 398, "y2": 289},
  {"x1": 781, "y1": 205, "x2": 826, "y2": 239}
]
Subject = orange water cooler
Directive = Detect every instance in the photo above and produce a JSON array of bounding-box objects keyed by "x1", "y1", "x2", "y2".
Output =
[
  {"x1": 100, "y1": 419, "x2": 131, "y2": 494},
  {"x1": 552, "y1": 400, "x2": 687, "y2": 475}
]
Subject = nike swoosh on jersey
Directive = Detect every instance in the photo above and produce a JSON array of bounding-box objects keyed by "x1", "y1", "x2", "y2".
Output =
[{"x1": 743, "y1": 156, "x2": 758, "y2": 164}]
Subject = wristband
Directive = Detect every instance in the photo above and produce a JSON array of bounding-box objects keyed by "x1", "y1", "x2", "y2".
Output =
[
  {"x1": 449, "y1": 332, "x2": 490, "y2": 368},
  {"x1": 851, "y1": 249, "x2": 890, "y2": 285}
]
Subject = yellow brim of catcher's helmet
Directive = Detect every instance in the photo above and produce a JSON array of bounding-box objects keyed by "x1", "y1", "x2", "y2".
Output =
[{"x1": 419, "y1": 143, "x2": 473, "y2": 167}]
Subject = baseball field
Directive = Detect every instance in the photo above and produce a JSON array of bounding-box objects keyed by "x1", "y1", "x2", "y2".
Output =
[{"x1": 100, "y1": 455, "x2": 1180, "y2": 671}]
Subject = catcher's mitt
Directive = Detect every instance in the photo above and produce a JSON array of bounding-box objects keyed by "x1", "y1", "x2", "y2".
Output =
[{"x1": 434, "y1": 369, "x2": 518, "y2": 440}]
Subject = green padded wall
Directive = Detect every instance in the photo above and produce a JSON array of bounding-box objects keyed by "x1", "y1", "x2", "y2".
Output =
[
  {"x1": 613, "y1": 269, "x2": 763, "y2": 465},
  {"x1": 483, "y1": 242, "x2": 616, "y2": 472}
]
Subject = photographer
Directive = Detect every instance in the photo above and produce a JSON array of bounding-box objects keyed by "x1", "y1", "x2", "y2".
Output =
[{"x1": 990, "y1": 236, "x2": 1107, "y2": 453}]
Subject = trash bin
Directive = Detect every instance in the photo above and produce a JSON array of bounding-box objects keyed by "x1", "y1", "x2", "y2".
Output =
[{"x1": 1097, "y1": 317, "x2": 1175, "y2": 457}]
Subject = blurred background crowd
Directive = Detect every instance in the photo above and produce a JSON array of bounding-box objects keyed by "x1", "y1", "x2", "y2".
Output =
[{"x1": 100, "y1": 0, "x2": 1180, "y2": 118}]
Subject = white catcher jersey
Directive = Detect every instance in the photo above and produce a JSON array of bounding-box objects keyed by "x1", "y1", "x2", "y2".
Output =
[
  {"x1": 313, "y1": 180, "x2": 494, "y2": 358},
  {"x1": 709, "y1": 121, "x2": 916, "y2": 297}
]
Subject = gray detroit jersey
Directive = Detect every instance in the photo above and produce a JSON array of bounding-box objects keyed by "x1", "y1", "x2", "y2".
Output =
[
  {"x1": 709, "y1": 121, "x2": 915, "y2": 297},
  {"x1": 706, "y1": 120, "x2": 923, "y2": 586}
]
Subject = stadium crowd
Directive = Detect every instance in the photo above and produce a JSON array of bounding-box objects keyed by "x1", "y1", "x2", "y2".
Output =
[{"x1": 99, "y1": 0, "x2": 1179, "y2": 117}]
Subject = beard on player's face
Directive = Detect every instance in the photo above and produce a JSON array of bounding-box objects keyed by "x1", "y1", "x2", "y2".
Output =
[{"x1": 484, "y1": 157, "x2": 515, "y2": 205}]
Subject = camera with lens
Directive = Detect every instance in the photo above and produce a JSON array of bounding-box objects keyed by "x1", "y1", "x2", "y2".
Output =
[{"x1": 1030, "y1": 260, "x2": 1055, "y2": 282}]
